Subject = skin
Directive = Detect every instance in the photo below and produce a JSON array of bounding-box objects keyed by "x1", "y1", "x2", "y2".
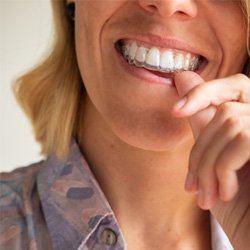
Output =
[
  {"x1": 174, "y1": 71, "x2": 250, "y2": 249},
  {"x1": 69, "y1": 0, "x2": 249, "y2": 249}
]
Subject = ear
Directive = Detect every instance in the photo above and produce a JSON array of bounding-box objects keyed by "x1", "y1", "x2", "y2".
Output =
[
  {"x1": 65, "y1": 0, "x2": 75, "y2": 4},
  {"x1": 65, "y1": 1, "x2": 75, "y2": 21}
]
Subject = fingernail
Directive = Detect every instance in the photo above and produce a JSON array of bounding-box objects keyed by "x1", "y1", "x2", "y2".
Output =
[{"x1": 174, "y1": 97, "x2": 187, "y2": 111}]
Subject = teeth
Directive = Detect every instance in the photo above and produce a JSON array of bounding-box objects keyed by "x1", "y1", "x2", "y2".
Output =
[
  {"x1": 160, "y1": 50, "x2": 174, "y2": 72},
  {"x1": 135, "y1": 46, "x2": 147, "y2": 66},
  {"x1": 184, "y1": 53, "x2": 191, "y2": 71},
  {"x1": 128, "y1": 42, "x2": 137, "y2": 61},
  {"x1": 122, "y1": 41, "x2": 200, "y2": 73},
  {"x1": 174, "y1": 54, "x2": 184, "y2": 71},
  {"x1": 145, "y1": 47, "x2": 160, "y2": 68}
]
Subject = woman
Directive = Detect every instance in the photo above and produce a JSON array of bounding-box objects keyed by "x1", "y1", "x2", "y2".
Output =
[{"x1": 1, "y1": 0, "x2": 250, "y2": 249}]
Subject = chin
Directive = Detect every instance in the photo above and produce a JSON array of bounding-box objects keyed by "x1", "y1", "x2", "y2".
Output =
[{"x1": 112, "y1": 120, "x2": 194, "y2": 152}]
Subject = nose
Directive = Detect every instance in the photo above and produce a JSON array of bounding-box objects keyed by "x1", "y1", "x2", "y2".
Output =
[{"x1": 138, "y1": 0, "x2": 198, "y2": 20}]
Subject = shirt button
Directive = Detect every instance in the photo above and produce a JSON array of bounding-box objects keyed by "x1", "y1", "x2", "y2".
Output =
[{"x1": 100, "y1": 228, "x2": 117, "y2": 245}]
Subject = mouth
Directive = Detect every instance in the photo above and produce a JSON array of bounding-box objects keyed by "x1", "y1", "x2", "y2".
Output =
[{"x1": 115, "y1": 39, "x2": 208, "y2": 84}]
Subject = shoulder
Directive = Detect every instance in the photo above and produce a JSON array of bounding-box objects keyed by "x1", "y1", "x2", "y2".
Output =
[
  {"x1": 1, "y1": 161, "x2": 42, "y2": 188},
  {"x1": 0, "y1": 161, "x2": 43, "y2": 205},
  {"x1": 0, "y1": 161, "x2": 44, "y2": 249}
]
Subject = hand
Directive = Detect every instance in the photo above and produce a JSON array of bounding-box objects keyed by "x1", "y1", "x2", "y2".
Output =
[{"x1": 172, "y1": 71, "x2": 250, "y2": 249}]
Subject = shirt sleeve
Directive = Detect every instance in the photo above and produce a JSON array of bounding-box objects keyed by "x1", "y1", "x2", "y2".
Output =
[{"x1": 0, "y1": 164, "x2": 42, "y2": 250}]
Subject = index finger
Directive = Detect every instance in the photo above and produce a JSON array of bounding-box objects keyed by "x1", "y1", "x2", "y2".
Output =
[{"x1": 173, "y1": 73, "x2": 250, "y2": 117}]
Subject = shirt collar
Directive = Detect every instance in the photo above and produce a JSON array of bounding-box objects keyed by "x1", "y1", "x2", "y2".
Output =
[
  {"x1": 37, "y1": 139, "x2": 233, "y2": 250},
  {"x1": 210, "y1": 215, "x2": 234, "y2": 250},
  {"x1": 37, "y1": 139, "x2": 126, "y2": 250}
]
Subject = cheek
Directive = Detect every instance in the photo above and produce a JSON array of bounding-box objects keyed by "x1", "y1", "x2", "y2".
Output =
[
  {"x1": 75, "y1": 4, "x2": 104, "y2": 103},
  {"x1": 213, "y1": 7, "x2": 247, "y2": 71},
  {"x1": 75, "y1": 2, "x2": 131, "y2": 116},
  {"x1": 75, "y1": 1, "x2": 107, "y2": 62},
  {"x1": 222, "y1": 27, "x2": 247, "y2": 74},
  {"x1": 75, "y1": 1, "x2": 121, "y2": 87}
]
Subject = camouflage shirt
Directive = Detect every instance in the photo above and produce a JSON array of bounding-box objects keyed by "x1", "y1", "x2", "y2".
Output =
[{"x1": 0, "y1": 140, "x2": 233, "y2": 250}]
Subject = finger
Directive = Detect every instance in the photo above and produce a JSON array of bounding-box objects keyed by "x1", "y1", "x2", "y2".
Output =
[
  {"x1": 173, "y1": 73, "x2": 250, "y2": 117},
  {"x1": 190, "y1": 104, "x2": 247, "y2": 178},
  {"x1": 189, "y1": 106, "x2": 216, "y2": 139},
  {"x1": 188, "y1": 102, "x2": 250, "y2": 170},
  {"x1": 173, "y1": 71, "x2": 216, "y2": 138},
  {"x1": 194, "y1": 115, "x2": 243, "y2": 209},
  {"x1": 174, "y1": 71, "x2": 205, "y2": 98},
  {"x1": 187, "y1": 103, "x2": 250, "y2": 207},
  {"x1": 197, "y1": 177, "x2": 218, "y2": 210},
  {"x1": 173, "y1": 71, "x2": 205, "y2": 116},
  {"x1": 215, "y1": 132, "x2": 250, "y2": 202}
]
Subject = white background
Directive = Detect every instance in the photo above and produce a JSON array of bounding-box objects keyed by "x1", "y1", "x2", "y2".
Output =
[{"x1": 0, "y1": 0, "x2": 53, "y2": 171}]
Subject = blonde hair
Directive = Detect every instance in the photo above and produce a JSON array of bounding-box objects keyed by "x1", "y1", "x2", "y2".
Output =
[
  {"x1": 13, "y1": 0, "x2": 250, "y2": 159},
  {"x1": 14, "y1": 0, "x2": 83, "y2": 159}
]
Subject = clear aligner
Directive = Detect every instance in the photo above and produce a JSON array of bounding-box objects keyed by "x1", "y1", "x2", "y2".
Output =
[{"x1": 122, "y1": 45, "x2": 199, "y2": 73}]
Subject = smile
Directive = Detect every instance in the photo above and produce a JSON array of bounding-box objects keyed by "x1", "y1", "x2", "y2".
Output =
[{"x1": 115, "y1": 39, "x2": 207, "y2": 76}]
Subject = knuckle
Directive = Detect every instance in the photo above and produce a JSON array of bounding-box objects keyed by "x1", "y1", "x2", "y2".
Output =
[
  {"x1": 192, "y1": 83, "x2": 211, "y2": 97},
  {"x1": 235, "y1": 74, "x2": 250, "y2": 100},
  {"x1": 224, "y1": 116, "x2": 239, "y2": 128},
  {"x1": 223, "y1": 117, "x2": 241, "y2": 136},
  {"x1": 190, "y1": 85, "x2": 205, "y2": 98},
  {"x1": 235, "y1": 73, "x2": 249, "y2": 82},
  {"x1": 217, "y1": 102, "x2": 233, "y2": 119},
  {"x1": 236, "y1": 131, "x2": 249, "y2": 142}
]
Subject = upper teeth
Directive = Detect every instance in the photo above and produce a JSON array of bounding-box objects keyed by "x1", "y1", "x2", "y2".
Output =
[{"x1": 122, "y1": 41, "x2": 200, "y2": 73}]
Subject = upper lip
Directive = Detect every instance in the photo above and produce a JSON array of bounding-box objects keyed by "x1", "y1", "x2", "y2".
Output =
[{"x1": 115, "y1": 32, "x2": 208, "y2": 60}]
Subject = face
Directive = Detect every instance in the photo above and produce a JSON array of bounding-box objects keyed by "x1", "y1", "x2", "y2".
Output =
[{"x1": 73, "y1": 0, "x2": 248, "y2": 151}]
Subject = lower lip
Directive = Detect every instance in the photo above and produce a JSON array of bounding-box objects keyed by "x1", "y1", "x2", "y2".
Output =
[{"x1": 115, "y1": 47, "x2": 175, "y2": 87}]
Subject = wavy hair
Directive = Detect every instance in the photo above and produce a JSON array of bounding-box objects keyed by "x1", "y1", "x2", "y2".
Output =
[{"x1": 13, "y1": 0, "x2": 250, "y2": 159}]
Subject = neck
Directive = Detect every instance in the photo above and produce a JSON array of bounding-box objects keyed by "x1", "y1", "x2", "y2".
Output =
[{"x1": 78, "y1": 97, "x2": 211, "y2": 248}]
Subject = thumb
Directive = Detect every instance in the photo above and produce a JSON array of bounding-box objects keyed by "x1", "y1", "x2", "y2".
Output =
[
  {"x1": 174, "y1": 71, "x2": 205, "y2": 98},
  {"x1": 174, "y1": 71, "x2": 216, "y2": 139}
]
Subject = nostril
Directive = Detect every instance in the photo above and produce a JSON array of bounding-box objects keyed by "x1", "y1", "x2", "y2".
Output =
[
  {"x1": 176, "y1": 11, "x2": 186, "y2": 15},
  {"x1": 139, "y1": 1, "x2": 157, "y2": 14},
  {"x1": 147, "y1": 5, "x2": 157, "y2": 13}
]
